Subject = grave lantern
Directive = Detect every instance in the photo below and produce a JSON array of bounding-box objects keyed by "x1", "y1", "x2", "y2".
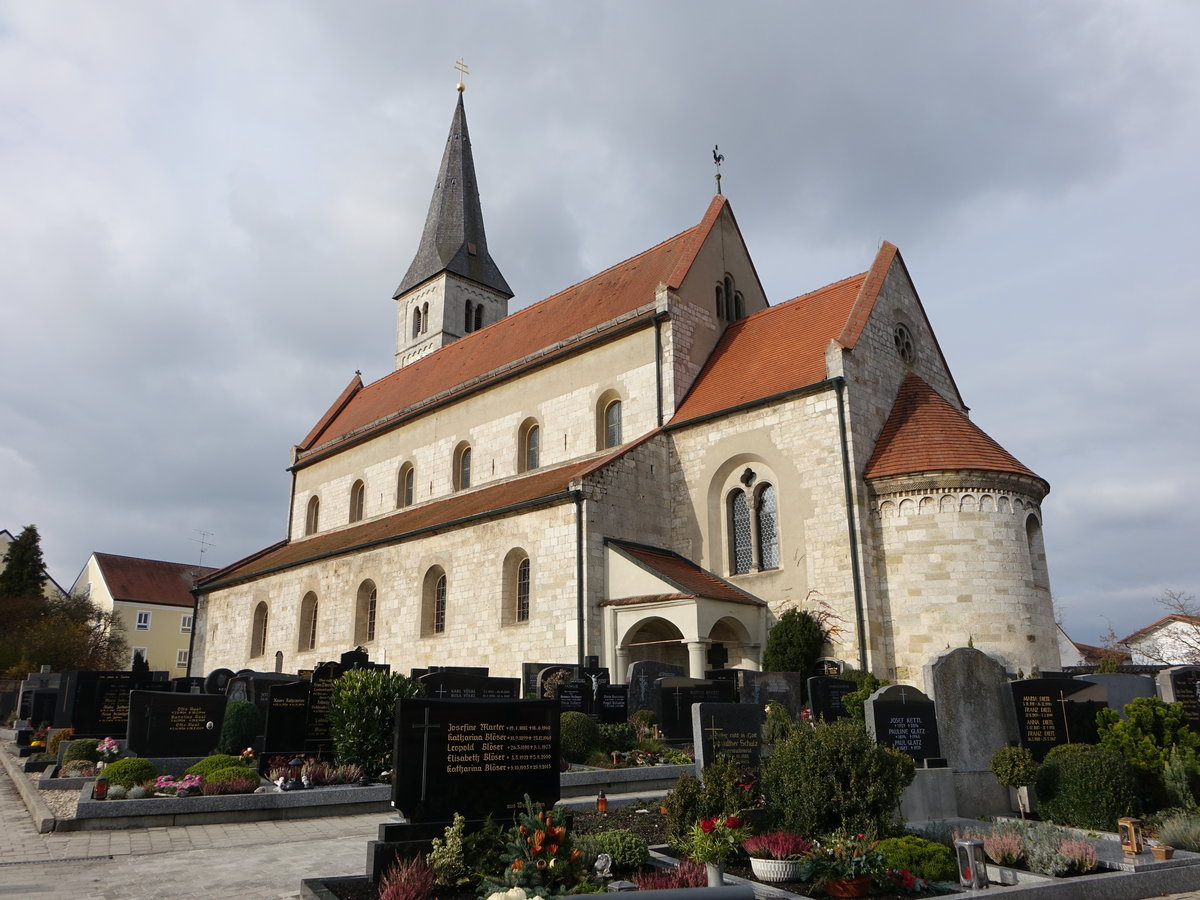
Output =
[
  {"x1": 286, "y1": 756, "x2": 306, "y2": 791},
  {"x1": 954, "y1": 838, "x2": 988, "y2": 889},
  {"x1": 91, "y1": 777, "x2": 108, "y2": 801},
  {"x1": 1118, "y1": 817, "x2": 1144, "y2": 856},
  {"x1": 595, "y1": 790, "x2": 608, "y2": 813}
]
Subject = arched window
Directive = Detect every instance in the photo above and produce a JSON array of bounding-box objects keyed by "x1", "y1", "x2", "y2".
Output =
[
  {"x1": 251, "y1": 602, "x2": 269, "y2": 658},
  {"x1": 349, "y1": 480, "x2": 365, "y2": 523},
  {"x1": 756, "y1": 483, "x2": 780, "y2": 569},
  {"x1": 412, "y1": 306, "x2": 422, "y2": 338},
  {"x1": 715, "y1": 284, "x2": 726, "y2": 321},
  {"x1": 1026, "y1": 514, "x2": 1050, "y2": 594},
  {"x1": 299, "y1": 592, "x2": 318, "y2": 651},
  {"x1": 464, "y1": 300, "x2": 474, "y2": 332},
  {"x1": 718, "y1": 274, "x2": 746, "y2": 322},
  {"x1": 305, "y1": 496, "x2": 320, "y2": 536},
  {"x1": 474, "y1": 304, "x2": 483, "y2": 331},
  {"x1": 422, "y1": 566, "x2": 447, "y2": 636},
  {"x1": 605, "y1": 400, "x2": 622, "y2": 448},
  {"x1": 355, "y1": 580, "x2": 377, "y2": 644},
  {"x1": 516, "y1": 558, "x2": 530, "y2": 622},
  {"x1": 728, "y1": 490, "x2": 753, "y2": 574},
  {"x1": 733, "y1": 291, "x2": 745, "y2": 319},
  {"x1": 397, "y1": 463, "x2": 415, "y2": 508},
  {"x1": 518, "y1": 419, "x2": 540, "y2": 472},
  {"x1": 422, "y1": 302, "x2": 429, "y2": 333},
  {"x1": 453, "y1": 442, "x2": 472, "y2": 490}
]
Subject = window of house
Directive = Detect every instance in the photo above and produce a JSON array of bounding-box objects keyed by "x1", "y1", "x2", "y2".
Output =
[
  {"x1": 355, "y1": 581, "x2": 377, "y2": 644},
  {"x1": 434, "y1": 574, "x2": 446, "y2": 634},
  {"x1": 516, "y1": 558, "x2": 530, "y2": 622},
  {"x1": 725, "y1": 468, "x2": 783, "y2": 575},
  {"x1": 305, "y1": 496, "x2": 320, "y2": 535},
  {"x1": 251, "y1": 602, "x2": 269, "y2": 658},
  {"x1": 180, "y1": 614, "x2": 193, "y2": 634},
  {"x1": 350, "y1": 480, "x2": 365, "y2": 523},
  {"x1": 454, "y1": 443, "x2": 472, "y2": 490},
  {"x1": 398, "y1": 463, "x2": 415, "y2": 508},
  {"x1": 131, "y1": 647, "x2": 148, "y2": 667},
  {"x1": 136, "y1": 610, "x2": 151, "y2": 631},
  {"x1": 176, "y1": 649, "x2": 189, "y2": 669},
  {"x1": 299, "y1": 592, "x2": 318, "y2": 651}
]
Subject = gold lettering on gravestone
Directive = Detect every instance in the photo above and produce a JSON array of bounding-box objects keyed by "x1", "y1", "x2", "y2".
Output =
[
  {"x1": 168, "y1": 705, "x2": 208, "y2": 732},
  {"x1": 1021, "y1": 694, "x2": 1059, "y2": 743},
  {"x1": 98, "y1": 686, "x2": 130, "y2": 724},
  {"x1": 705, "y1": 717, "x2": 759, "y2": 766},
  {"x1": 444, "y1": 721, "x2": 553, "y2": 775}
]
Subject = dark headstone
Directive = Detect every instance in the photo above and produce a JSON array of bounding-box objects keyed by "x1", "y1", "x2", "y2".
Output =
[
  {"x1": 1158, "y1": 666, "x2": 1200, "y2": 730},
  {"x1": 808, "y1": 676, "x2": 856, "y2": 722},
  {"x1": 692, "y1": 702, "x2": 763, "y2": 774},
  {"x1": 1075, "y1": 673, "x2": 1156, "y2": 719},
  {"x1": 340, "y1": 648, "x2": 370, "y2": 670},
  {"x1": 126, "y1": 690, "x2": 226, "y2": 757},
  {"x1": 420, "y1": 671, "x2": 521, "y2": 700},
  {"x1": 204, "y1": 668, "x2": 235, "y2": 695},
  {"x1": 522, "y1": 662, "x2": 576, "y2": 699},
  {"x1": 595, "y1": 684, "x2": 629, "y2": 724},
  {"x1": 1010, "y1": 677, "x2": 1107, "y2": 761},
  {"x1": 706, "y1": 644, "x2": 730, "y2": 669},
  {"x1": 704, "y1": 669, "x2": 742, "y2": 702},
  {"x1": 226, "y1": 672, "x2": 298, "y2": 721},
  {"x1": 392, "y1": 698, "x2": 559, "y2": 822},
  {"x1": 554, "y1": 681, "x2": 589, "y2": 714},
  {"x1": 172, "y1": 677, "x2": 206, "y2": 694},
  {"x1": 263, "y1": 681, "x2": 312, "y2": 755},
  {"x1": 814, "y1": 658, "x2": 843, "y2": 676},
  {"x1": 625, "y1": 660, "x2": 685, "y2": 713},
  {"x1": 30, "y1": 690, "x2": 58, "y2": 727},
  {"x1": 410, "y1": 666, "x2": 488, "y2": 680},
  {"x1": 18, "y1": 689, "x2": 34, "y2": 720},
  {"x1": 56, "y1": 671, "x2": 170, "y2": 737},
  {"x1": 746, "y1": 671, "x2": 808, "y2": 717},
  {"x1": 536, "y1": 665, "x2": 578, "y2": 700},
  {"x1": 305, "y1": 661, "x2": 344, "y2": 750},
  {"x1": 865, "y1": 684, "x2": 941, "y2": 762},
  {"x1": 655, "y1": 677, "x2": 737, "y2": 740}
]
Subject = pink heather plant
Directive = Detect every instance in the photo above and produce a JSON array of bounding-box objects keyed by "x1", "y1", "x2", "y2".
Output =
[
  {"x1": 1057, "y1": 839, "x2": 1097, "y2": 873},
  {"x1": 983, "y1": 830, "x2": 1024, "y2": 866},
  {"x1": 743, "y1": 832, "x2": 814, "y2": 860},
  {"x1": 631, "y1": 861, "x2": 707, "y2": 890}
]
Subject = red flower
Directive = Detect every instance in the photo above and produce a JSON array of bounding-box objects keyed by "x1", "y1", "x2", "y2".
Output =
[
  {"x1": 724, "y1": 816, "x2": 742, "y2": 829},
  {"x1": 699, "y1": 818, "x2": 717, "y2": 834}
]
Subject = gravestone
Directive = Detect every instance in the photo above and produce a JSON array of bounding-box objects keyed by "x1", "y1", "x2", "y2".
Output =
[
  {"x1": 55, "y1": 671, "x2": 170, "y2": 737},
  {"x1": 554, "y1": 680, "x2": 589, "y2": 714},
  {"x1": 522, "y1": 662, "x2": 576, "y2": 698},
  {"x1": 410, "y1": 665, "x2": 488, "y2": 680},
  {"x1": 340, "y1": 648, "x2": 370, "y2": 670},
  {"x1": 655, "y1": 677, "x2": 737, "y2": 740},
  {"x1": 808, "y1": 676, "x2": 856, "y2": 722},
  {"x1": 419, "y1": 671, "x2": 521, "y2": 700},
  {"x1": 204, "y1": 667, "x2": 235, "y2": 695},
  {"x1": 865, "y1": 685, "x2": 941, "y2": 762},
  {"x1": 626, "y1": 660, "x2": 685, "y2": 713},
  {"x1": 30, "y1": 690, "x2": 58, "y2": 727},
  {"x1": 813, "y1": 657, "x2": 843, "y2": 676},
  {"x1": 691, "y1": 702, "x2": 763, "y2": 775},
  {"x1": 172, "y1": 676, "x2": 206, "y2": 694},
  {"x1": 305, "y1": 660, "x2": 344, "y2": 753},
  {"x1": 595, "y1": 684, "x2": 629, "y2": 724},
  {"x1": 1010, "y1": 677, "x2": 1107, "y2": 761},
  {"x1": 1158, "y1": 666, "x2": 1200, "y2": 730},
  {"x1": 1076, "y1": 673, "x2": 1156, "y2": 719},
  {"x1": 392, "y1": 697, "x2": 559, "y2": 822},
  {"x1": 263, "y1": 681, "x2": 312, "y2": 756},
  {"x1": 704, "y1": 669, "x2": 742, "y2": 701},
  {"x1": 227, "y1": 672, "x2": 300, "y2": 720},
  {"x1": 126, "y1": 690, "x2": 226, "y2": 757},
  {"x1": 747, "y1": 671, "x2": 808, "y2": 718},
  {"x1": 536, "y1": 665, "x2": 578, "y2": 700}
]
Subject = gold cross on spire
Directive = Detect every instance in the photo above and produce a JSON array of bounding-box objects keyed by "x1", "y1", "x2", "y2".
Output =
[{"x1": 455, "y1": 58, "x2": 470, "y2": 93}]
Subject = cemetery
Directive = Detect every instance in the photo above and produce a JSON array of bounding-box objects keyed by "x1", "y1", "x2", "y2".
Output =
[{"x1": 5, "y1": 648, "x2": 1200, "y2": 899}]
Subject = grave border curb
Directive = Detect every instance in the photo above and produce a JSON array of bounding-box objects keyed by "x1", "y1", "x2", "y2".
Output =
[{"x1": 0, "y1": 741, "x2": 56, "y2": 833}]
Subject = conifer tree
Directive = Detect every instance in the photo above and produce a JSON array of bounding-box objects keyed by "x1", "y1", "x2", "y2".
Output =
[{"x1": 0, "y1": 524, "x2": 48, "y2": 601}]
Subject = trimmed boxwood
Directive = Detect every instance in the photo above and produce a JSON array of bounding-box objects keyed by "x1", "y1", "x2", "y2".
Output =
[
  {"x1": 184, "y1": 754, "x2": 244, "y2": 778},
  {"x1": 877, "y1": 835, "x2": 957, "y2": 882},
  {"x1": 204, "y1": 764, "x2": 260, "y2": 786},
  {"x1": 1035, "y1": 743, "x2": 1136, "y2": 829},
  {"x1": 217, "y1": 700, "x2": 263, "y2": 755},
  {"x1": 560, "y1": 711, "x2": 601, "y2": 763},
  {"x1": 102, "y1": 757, "x2": 158, "y2": 789},
  {"x1": 63, "y1": 738, "x2": 101, "y2": 764}
]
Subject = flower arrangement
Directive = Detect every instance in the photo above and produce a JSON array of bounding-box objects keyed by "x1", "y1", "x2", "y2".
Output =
[
  {"x1": 687, "y1": 815, "x2": 751, "y2": 865},
  {"x1": 480, "y1": 794, "x2": 588, "y2": 898},
  {"x1": 743, "y1": 831, "x2": 813, "y2": 860},
  {"x1": 800, "y1": 832, "x2": 886, "y2": 887},
  {"x1": 239, "y1": 747, "x2": 255, "y2": 766},
  {"x1": 877, "y1": 868, "x2": 931, "y2": 894},
  {"x1": 97, "y1": 737, "x2": 121, "y2": 763},
  {"x1": 152, "y1": 774, "x2": 203, "y2": 796}
]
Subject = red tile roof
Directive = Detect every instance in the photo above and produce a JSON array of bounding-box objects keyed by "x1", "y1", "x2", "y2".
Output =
[
  {"x1": 94, "y1": 553, "x2": 216, "y2": 608},
  {"x1": 1118, "y1": 613, "x2": 1200, "y2": 646},
  {"x1": 864, "y1": 373, "x2": 1044, "y2": 483},
  {"x1": 296, "y1": 197, "x2": 729, "y2": 462},
  {"x1": 605, "y1": 539, "x2": 765, "y2": 606},
  {"x1": 669, "y1": 271, "x2": 867, "y2": 424}
]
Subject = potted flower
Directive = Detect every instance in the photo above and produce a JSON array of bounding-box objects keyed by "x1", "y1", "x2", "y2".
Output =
[
  {"x1": 800, "y1": 832, "x2": 886, "y2": 899},
  {"x1": 743, "y1": 832, "x2": 813, "y2": 882},
  {"x1": 687, "y1": 815, "x2": 751, "y2": 886},
  {"x1": 97, "y1": 737, "x2": 121, "y2": 769}
]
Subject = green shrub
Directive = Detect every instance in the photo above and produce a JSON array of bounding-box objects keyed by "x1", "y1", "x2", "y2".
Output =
[
  {"x1": 1036, "y1": 743, "x2": 1136, "y2": 830},
  {"x1": 103, "y1": 757, "x2": 158, "y2": 789},
  {"x1": 662, "y1": 756, "x2": 754, "y2": 850},
  {"x1": 991, "y1": 745, "x2": 1039, "y2": 817},
  {"x1": 877, "y1": 835, "x2": 956, "y2": 882},
  {"x1": 47, "y1": 728, "x2": 73, "y2": 759},
  {"x1": 763, "y1": 702, "x2": 793, "y2": 743},
  {"x1": 629, "y1": 708, "x2": 657, "y2": 739},
  {"x1": 63, "y1": 737, "x2": 101, "y2": 764},
  {"x1": 329, "y1": 669, "x2": 424, "y2": 774},
  {"x1": 1098, "y1": 697, "x2": 1200, "y2": 811},
  {"x1": 185, "y1": 754, "x2": 244, "y2": 778},
  {"x1": 762, "y1": 717, "x2": 914, "y2": 836},
  {"x1": 217, "y1": 700, "x2": 263, "y2": 755},
  {"x1": 1158, "y1": 811, "x2": 1200, "y2": 853},
  {"x1": 106, "y1": 784, "x2": 128, "y2": 800},
  {"x1": 560, "y1": 711, "x2": 601, "y2": 763},
  {"x1": 836, "y1": 669, "x2": 887, "y2": 721},
  {"x1": 589, "y1": 829, "x2": 649, "y2": 873},
  {"x1": 205, "y1": 765, "x2": 260, "y2": 786},
  {"x1": 1164, "y1": 747, "x2": 1198, "y2": 809},
  {"x1": 598, "y1": 723, "x2": 636, "y2": 754},
  {"x1": 762, "y1": 609, "x2": 826, "y2": 698}
]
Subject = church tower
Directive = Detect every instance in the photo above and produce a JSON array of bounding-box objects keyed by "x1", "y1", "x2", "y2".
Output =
[{"x1": 393, "y1": 88, "x2": 512, "y2": 370}]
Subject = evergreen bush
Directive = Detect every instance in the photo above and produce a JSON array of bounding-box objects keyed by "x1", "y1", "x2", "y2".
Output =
[
  {"x1": 762, "y1": 717, "x2": 914, "y2": 836},
  {"x1": 204, "y1": 764, "x2": 260, "y2": 786},
  {"x1": 185, "y1": 754, "x2": 244, "y2": 778},
  {"x1": 63, "y1": 737, "x2": 101, "y2": 764},
  {"x1": 1035, "y1": 743, "x2": 1136, "y2": 830},
  {"x1": 762, "y1": 609, "x2": 826, "y2": 698},
  {"x1": 47, "y1": 728, "x2": 73, "y2": 759},
  {"x1": 598, "y1": 722, "x2": 636, "y2": 754},
  {"x1": 559, "y1": 711, "x2": 600, "y2": 763},
  {"x1": 662, "y1": 756, "x2": 754, "y2": 850},
  {"x1": 217, "y1": 700, "x2": 263, "y2": 755},
  {"x1": 329, "y1": 669, "x2": 424, "y2": 774},
  {"x1": 103, "y1": 757, "x2": 158, "y2": 789},
  {"x1": 589, "y1": 829, "x2": 649, "y2": 872},
  {"x1": 876, "y1": 835, "x2": 956, "y2": 882},
  {"x1": 1098, "y1": 697, "x2": 1200, "y2": 811}
]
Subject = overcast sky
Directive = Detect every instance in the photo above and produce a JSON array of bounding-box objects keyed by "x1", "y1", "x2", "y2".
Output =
[{"x1": 2, "y1": 2, "x2": 1197, "y2": 648}]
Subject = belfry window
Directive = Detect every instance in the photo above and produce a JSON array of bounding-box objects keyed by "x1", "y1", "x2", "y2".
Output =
[
  {"x1": 717, "y1": 274, "x2": 746, "y2": 322},
  {"x1": 412, "y1": 306, "x2": 422, "y2": 338},
  {"x1": 465, "y1": 301, "x2": 474, "y2": 332}
]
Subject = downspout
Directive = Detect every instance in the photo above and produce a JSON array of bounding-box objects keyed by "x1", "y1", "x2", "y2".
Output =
[
  {"x1": 186, "y1": 588, "x2": 199, "y2": 678},
  {"x1": 834, "y1": 377, "x2": 868, "y2": 671},
  {"x1": 573, "y1": 490, "x2": 586, "y2": 666},
  {"x1": 653, "y1": 314, "x2": 665, "y2": 427}
]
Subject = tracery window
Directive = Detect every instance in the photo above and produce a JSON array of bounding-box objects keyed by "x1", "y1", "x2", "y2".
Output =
[
  {"x1": 726, "y1": 472, "x2": 781, "y2": 574},
  {"x1": 729, "y1": 491, "x2": 753, "y2": 574},
  {"x1": 756, "y1": 483, "x2": 780, "y2": 569}
]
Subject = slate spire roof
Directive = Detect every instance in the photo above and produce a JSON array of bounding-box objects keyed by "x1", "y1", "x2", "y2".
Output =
[{"x1": 394, "y1": 93, "x2": 512, "y2": 299}]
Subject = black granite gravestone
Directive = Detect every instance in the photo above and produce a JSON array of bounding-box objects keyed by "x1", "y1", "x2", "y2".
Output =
[
  {"x1": 522, "y1": 662, "x2": 576, "y2": 698},
  {"x1": 172, "y1": 677, "x2": 206, "y2": 694},
  {"x1": 392, "y1": 698, "x2": 559, "y2": 822},
  {"x1": 626, "y1": 660, "x2": 685, "y2": 713},
  {"x1": 865, "y1": 684, "x2": 941, "y2": 762},
  {"x1": 303, "y1": 661, "x2": 343, "y2": 752},
  {"x1": 1010, "y1": 677, "x2": 1107, "y2": 761},
  {"x1": 691, "y1": 702, "x2": 763, "y2": 774},
  {"x1": 30, "y1": 690, "x2": 57, "y2": 727},
  {"x1": 419, "y1": 671, "x2": 521, "y2": 700},
  {"x1": 536, "y1": 665, "x2": 577, "y2": 700},
  {"x1": 56, "y1": 671, "x2": 170, "y2": 737},
  {"x1": 814, "y1": 658, "x2": 843, "y2": 677},
  {"x1": 410, "y1": 666, "x2": 488, "y2": 680},
  {"x1": 595, "y1": 684, "x2": 629, "y2": 724},
  {"x1": 555, "y1": 680, "x2": 589, "y2": 714},
  {"x1": 204, "y1": 668, "x2": 235, "y2": 695},
  {"x1": 126, "y1": 690, "x2": 226, "y2": 757},
  {"x1": 704, "y1": 669, "x2": 741, "y2": 701},
  {"x1": 263, "y1": 681, "x2": 312, "y2": 755},
  {"x1": 227, "y1": 672, "x2": 302, "y2": 721},
  {"x1": 1158, "y1": 666, "x2": 1200, "y2": 730},
  {"x1": 808, "y1": 676, "x2": 856, "y2": 722},
  {"x1": 655, "y1": 677, "x2": 737, "y2": 740}
]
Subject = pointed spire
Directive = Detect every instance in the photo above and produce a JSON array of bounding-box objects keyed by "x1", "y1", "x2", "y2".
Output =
[{"x1": 394, "y1": 93, "x2": 512, "y2": 299}]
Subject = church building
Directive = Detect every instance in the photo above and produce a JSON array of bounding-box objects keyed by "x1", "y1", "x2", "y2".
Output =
[{"x1": 194, "y1": 89, "x2": 1061, "y2": 690}]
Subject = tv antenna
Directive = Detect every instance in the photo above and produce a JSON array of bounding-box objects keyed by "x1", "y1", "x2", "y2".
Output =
[{"x1": 192, "y1": 529, "x2": 215, "y2": 566}]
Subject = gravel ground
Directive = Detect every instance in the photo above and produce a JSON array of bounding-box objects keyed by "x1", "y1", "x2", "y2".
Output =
[{"x1": 25, "y1": 769, "x2": 80, "y2": 819}]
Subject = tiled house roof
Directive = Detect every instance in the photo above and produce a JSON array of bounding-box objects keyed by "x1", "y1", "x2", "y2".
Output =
[
  {"x1": 864, "y1": 373, "x2": 1044, "y2": 484},
  {"x1": 94, "y1": 553, "x2": 216, "y2": 609},
  {"x1": 297, "y1": 197, "x2": 729, "y2": 462},
  {"x1": 604, "y1": 539, "x2": 765, "y2": 606}
]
